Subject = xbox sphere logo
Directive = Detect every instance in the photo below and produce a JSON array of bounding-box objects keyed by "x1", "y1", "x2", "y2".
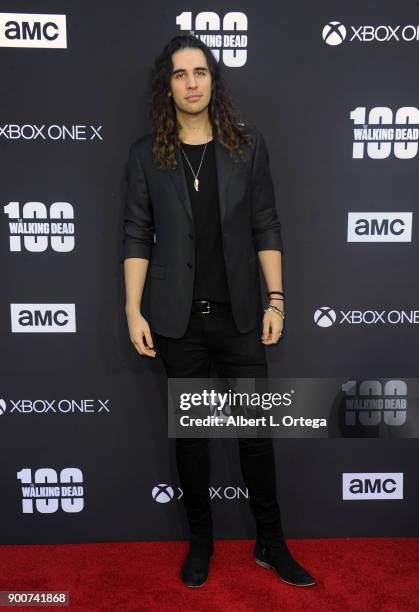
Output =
[
  {"x1": 314, "y1": 307, "x2": 337, "y2": 328},
  {"x1": 152, "y1": 484, "x2": 174, "y2": 503},
  {"x1": 322, "y1": 21, "x2": 346, "y2": 46},
  {"x1": 0, "y1": 399, "x2": 6, "y2": 416}
]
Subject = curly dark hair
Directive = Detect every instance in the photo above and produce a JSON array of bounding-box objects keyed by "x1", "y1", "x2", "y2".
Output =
[{"x1": 148, "y1": 34, "x2": 254, "y2": 169}]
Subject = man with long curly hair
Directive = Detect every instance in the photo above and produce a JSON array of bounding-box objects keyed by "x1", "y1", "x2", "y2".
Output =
[{"x1": 121, "y1": 34, "x2": 316, "y2": 588}]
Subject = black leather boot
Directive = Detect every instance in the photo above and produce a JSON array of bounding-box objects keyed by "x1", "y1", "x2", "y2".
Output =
[
  {"x1": 254, "y1": 534, "x2": 316, "y2": 586},
  {"x1": 180, "y1": 539, "x2": 214, "y2": 588}
]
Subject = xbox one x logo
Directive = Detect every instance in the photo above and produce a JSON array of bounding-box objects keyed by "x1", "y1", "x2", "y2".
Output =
[
  {"x1": 323, "y1": 21, "x2": 419, "y2": 45},
  {"x1": 152, "y1": 484, "x2": 175, "y2": 503},
  {"x1": 314, "y1": 307, "x2": 337, "y2": 327},
  {"x1": 0, "y1": 399, "x2": 6, "y2": 415},
  {"x1": 314, "y1": 307, "x2": 419, "y2": 326},
  {"x1": 322, "y1": 21, "x2": 346, "y2": 46}
]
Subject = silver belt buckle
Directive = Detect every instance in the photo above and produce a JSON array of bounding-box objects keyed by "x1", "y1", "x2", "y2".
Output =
[
  {"x1": 201, "y1": 300, "x2": 211, "y2": 314},
  {"x1": 193, "y1": 299, "x2": 212, "y2": 314}
]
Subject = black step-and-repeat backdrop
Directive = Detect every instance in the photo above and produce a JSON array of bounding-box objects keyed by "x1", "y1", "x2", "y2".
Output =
[{"x1": 1, "y1": 1, "x2": 418, "y2": 544}]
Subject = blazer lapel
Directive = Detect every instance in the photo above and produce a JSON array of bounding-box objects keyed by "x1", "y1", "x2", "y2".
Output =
[
  {"x1": 214, "y1": 137, "x2": 234, "y2": 224},
  {"x1": 167, "y1": 136, "x2": 235, "y2": 225},
  {"x1": 168, "y1": 146, "x2": 193, "y2": 222}
]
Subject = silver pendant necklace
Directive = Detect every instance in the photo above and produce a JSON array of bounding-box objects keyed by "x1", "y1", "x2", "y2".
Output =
[{"x1": 180, "y1": 137, "x2": 211, "y2": 191}]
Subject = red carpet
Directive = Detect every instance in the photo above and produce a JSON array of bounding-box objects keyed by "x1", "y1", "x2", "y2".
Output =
[{"x1": 0, "y1": 538, "x2": 418, "y2": 611}]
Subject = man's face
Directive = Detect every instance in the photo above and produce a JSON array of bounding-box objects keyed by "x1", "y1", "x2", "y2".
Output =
[{"x1": 169, "y1": 48, "x2": 212, "y2": 115}]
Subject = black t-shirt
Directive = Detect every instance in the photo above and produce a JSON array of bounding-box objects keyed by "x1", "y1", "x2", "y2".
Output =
[{"x1": 180, "y1": 139, "x2": 231, "y2": 304}]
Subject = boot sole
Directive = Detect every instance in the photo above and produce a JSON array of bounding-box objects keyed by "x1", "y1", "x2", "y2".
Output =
[
  {"x1": 183, "y1": 579, "x2": 207, "y2": 588},
  {"x1": 255, "y1": 556, "x2": 316, "y2": 587}
]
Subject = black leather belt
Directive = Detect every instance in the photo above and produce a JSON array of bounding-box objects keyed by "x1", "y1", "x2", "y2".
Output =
[{"x1": 191, "y1": 300, "x2": 230, "y2": 315}]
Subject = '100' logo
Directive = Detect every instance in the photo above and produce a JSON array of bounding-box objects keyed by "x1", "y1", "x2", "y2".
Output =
[
  {"x1": 176, "y1": 11, "x2": 248, "y2": 67},
  {"x1": 351, "y1": 106, "x2": 419, "y2": 158},
  {"x1": 4, "y1": 201, "x2": 75, "y2": 252},
  {"x1": 17, "y1": 468, "x2": 84, "y2": 513}
]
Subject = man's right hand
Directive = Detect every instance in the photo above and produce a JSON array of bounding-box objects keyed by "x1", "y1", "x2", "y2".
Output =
[{"x1": 126, "y1": 310, "x2": 157, "y2": 358}]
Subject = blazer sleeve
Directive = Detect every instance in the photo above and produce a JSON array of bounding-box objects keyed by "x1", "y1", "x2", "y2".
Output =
[
  {"x1": 250, "y1": 129, "x2": 284, "y2": 255},
  {"x1": 119, "y1": 143, "x2": 155, "y2": 263}
]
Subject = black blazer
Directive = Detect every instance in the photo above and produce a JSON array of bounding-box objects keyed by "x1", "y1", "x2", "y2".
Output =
[{"x1": 120, "y1": 123, "x2": 284, "y2": 338}]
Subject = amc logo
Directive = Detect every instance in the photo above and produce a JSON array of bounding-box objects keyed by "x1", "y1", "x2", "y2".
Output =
[
  {"x1": 10, "y1": 304, "x2": 76, "y2": 333},
  {"x1": 342, "y1": 473, "x2": 403, "y2": 500},
  {"x1": 0, "y1": 13, "x2": 67, "y2": 48}
]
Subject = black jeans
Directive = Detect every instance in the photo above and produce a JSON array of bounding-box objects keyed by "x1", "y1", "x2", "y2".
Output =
[{"x1": 153, "y1": 304, "x2": 284, "y2": 553}]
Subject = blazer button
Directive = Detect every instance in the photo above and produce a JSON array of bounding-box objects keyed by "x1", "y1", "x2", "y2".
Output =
[
  {"x1": 188, "y1": 233, "x2": 194, "y2": 240},
  {"x1": 187, "y1": 262, "x2": 193, "y2": 269}
]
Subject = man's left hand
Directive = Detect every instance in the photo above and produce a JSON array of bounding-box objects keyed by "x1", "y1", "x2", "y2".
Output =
[{"x1": 261, "y1": 310, "x2": 284, "y2": 344}]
